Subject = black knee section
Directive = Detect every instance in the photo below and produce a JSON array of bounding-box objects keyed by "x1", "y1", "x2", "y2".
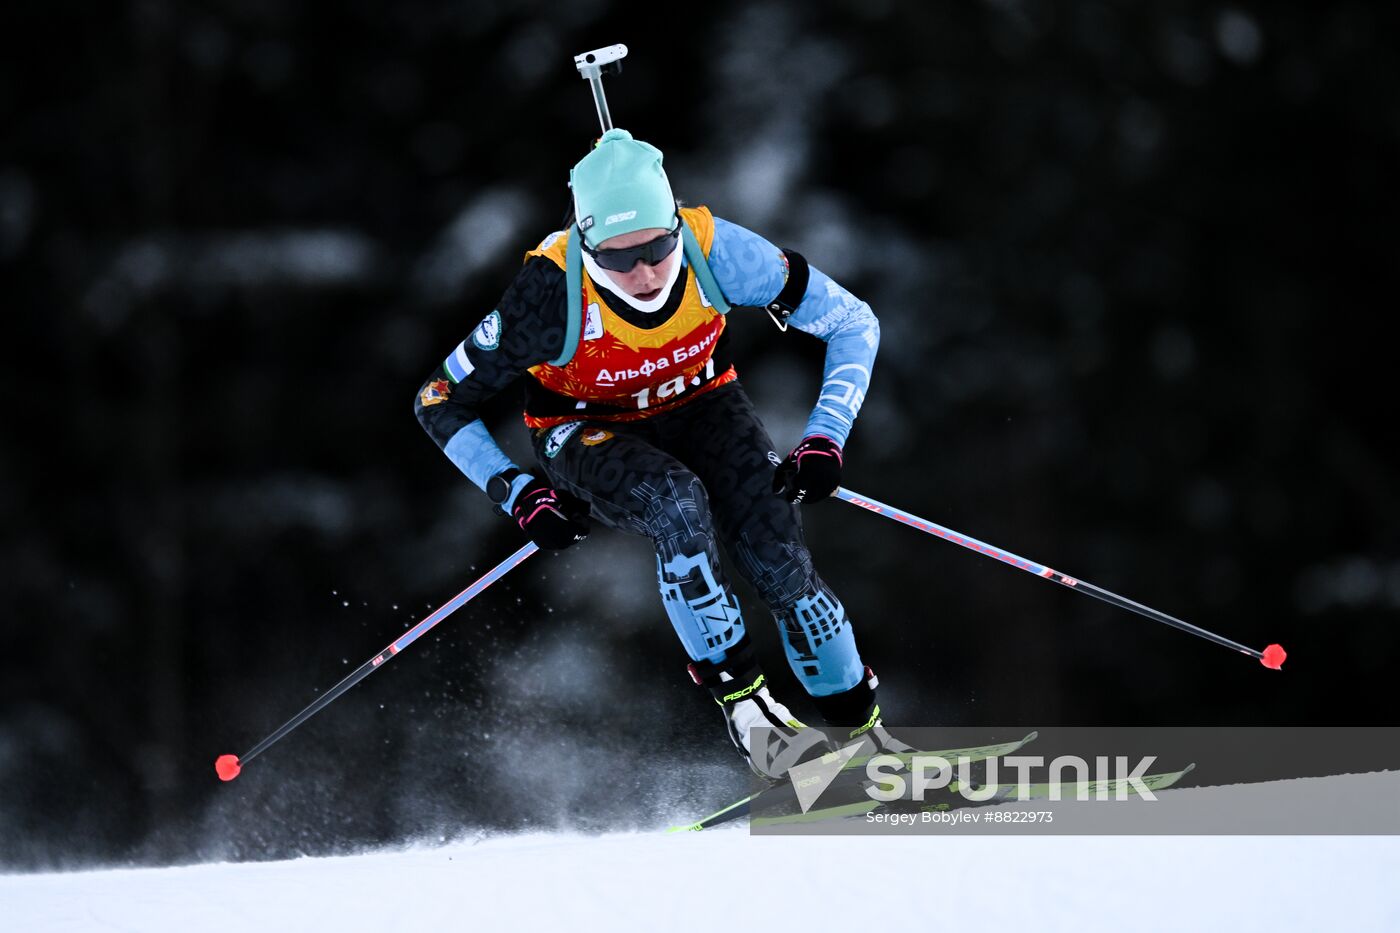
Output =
[{"x1": 642, "y1": 469, "x2": 712, "y2": 543}]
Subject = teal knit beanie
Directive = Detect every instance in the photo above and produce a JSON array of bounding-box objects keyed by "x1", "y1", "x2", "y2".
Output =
[{"x1": 569, "y1": 128, "x2": 676, "y2": 249}]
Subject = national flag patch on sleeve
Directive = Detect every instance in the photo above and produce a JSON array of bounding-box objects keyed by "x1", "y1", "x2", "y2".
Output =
[{"x1": 443, "y1": 341, "x2": 476, "y2": 383}]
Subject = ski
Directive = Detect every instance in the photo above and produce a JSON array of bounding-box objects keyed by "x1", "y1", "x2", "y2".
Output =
[
  {"x1": 751, "y1": 762, "x2": 1198, "y2": 828},
  {"x1": 667, "y1": 731, "x2": 1040, "y2": 833}
]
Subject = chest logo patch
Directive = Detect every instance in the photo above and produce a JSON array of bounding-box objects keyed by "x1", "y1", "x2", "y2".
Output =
[{"x1": 583, "y1": 302, "x2": 604, "y2": 341}]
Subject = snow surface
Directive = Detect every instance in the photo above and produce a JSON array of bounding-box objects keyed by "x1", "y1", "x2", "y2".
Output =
[{"x1": 3, "y1": 828, "x2": 1398, "y2": 932}]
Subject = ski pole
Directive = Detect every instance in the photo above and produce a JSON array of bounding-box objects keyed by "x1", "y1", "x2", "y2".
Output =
[
  {"x1": 573, "y1": 44, "x2": 628, "y2": 133},
  {"x1": 214, "y1": 541, "x2": 540, "y2": 781},
  {"x1": 833, "y1": 487, "x2": 1285, "y2": 670}
]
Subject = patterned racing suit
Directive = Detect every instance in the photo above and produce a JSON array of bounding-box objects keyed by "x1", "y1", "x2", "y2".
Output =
[{"x1": 414, "y1": 206, "x2": 880, "y2": 700}]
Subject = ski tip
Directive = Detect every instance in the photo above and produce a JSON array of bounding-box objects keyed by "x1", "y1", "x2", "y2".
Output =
[
  {"x1": 214, "y1": 754, "x2": 242, "y2": 782},
  {"x1": 1259, "y1": 644, "x2": 1286, "y2": 670},
  {"x1": 665, "y1": 822, "x2": 702, "y2": 834},
  {"x1": 1023, "y1": 730, "x2": 1040, "y2": 743}
]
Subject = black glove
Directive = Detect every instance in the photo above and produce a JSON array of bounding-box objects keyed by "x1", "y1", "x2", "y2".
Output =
[
  {"x1": 772, "y1": 435, "x2": 843, "y2": 504},
  {"x1": 511, "y1": 478, "x2": 591, "y2": 549}
]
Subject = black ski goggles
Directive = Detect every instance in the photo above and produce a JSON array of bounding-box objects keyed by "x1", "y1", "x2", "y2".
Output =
[{"x1": 581, "y1": 224, "x2": 682, "y2": 273}]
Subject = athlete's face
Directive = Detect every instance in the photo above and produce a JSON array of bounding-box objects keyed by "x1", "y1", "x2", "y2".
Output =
[{"x1": 595, "y1": 227, "x2": 681, "y2": 301}]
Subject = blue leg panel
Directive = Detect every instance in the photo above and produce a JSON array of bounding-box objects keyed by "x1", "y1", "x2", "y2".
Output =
[
  {"x1": 657, "y1": 551, "x2": 746, "y2": 663},
  {"x1": 774, "y1": 584, "x2": 864, "y2": 696}
]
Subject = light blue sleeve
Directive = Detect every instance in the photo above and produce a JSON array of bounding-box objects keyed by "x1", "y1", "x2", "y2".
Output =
[
  {"x1": 443, "y1": 421, "x2": 533, "y2": 510},
  {"x1": 707, "y1": 216, "x2": 880, "y2": 446}
]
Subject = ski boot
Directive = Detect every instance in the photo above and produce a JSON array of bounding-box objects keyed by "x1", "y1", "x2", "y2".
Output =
[
  {"x1": 810, "y1": 666, "x2": 917, "y2": 756},
  {"x1": 815, "y1": 668, "x2": 999, "y2": 800},
  {"x1": 688, "y1": 639, "x2": 830, "y2": 781}
]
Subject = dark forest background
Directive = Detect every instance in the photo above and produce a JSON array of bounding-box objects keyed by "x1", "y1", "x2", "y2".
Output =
[{"x1": 2, "y1": 0, "x2": 1397, "y2": 870}]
